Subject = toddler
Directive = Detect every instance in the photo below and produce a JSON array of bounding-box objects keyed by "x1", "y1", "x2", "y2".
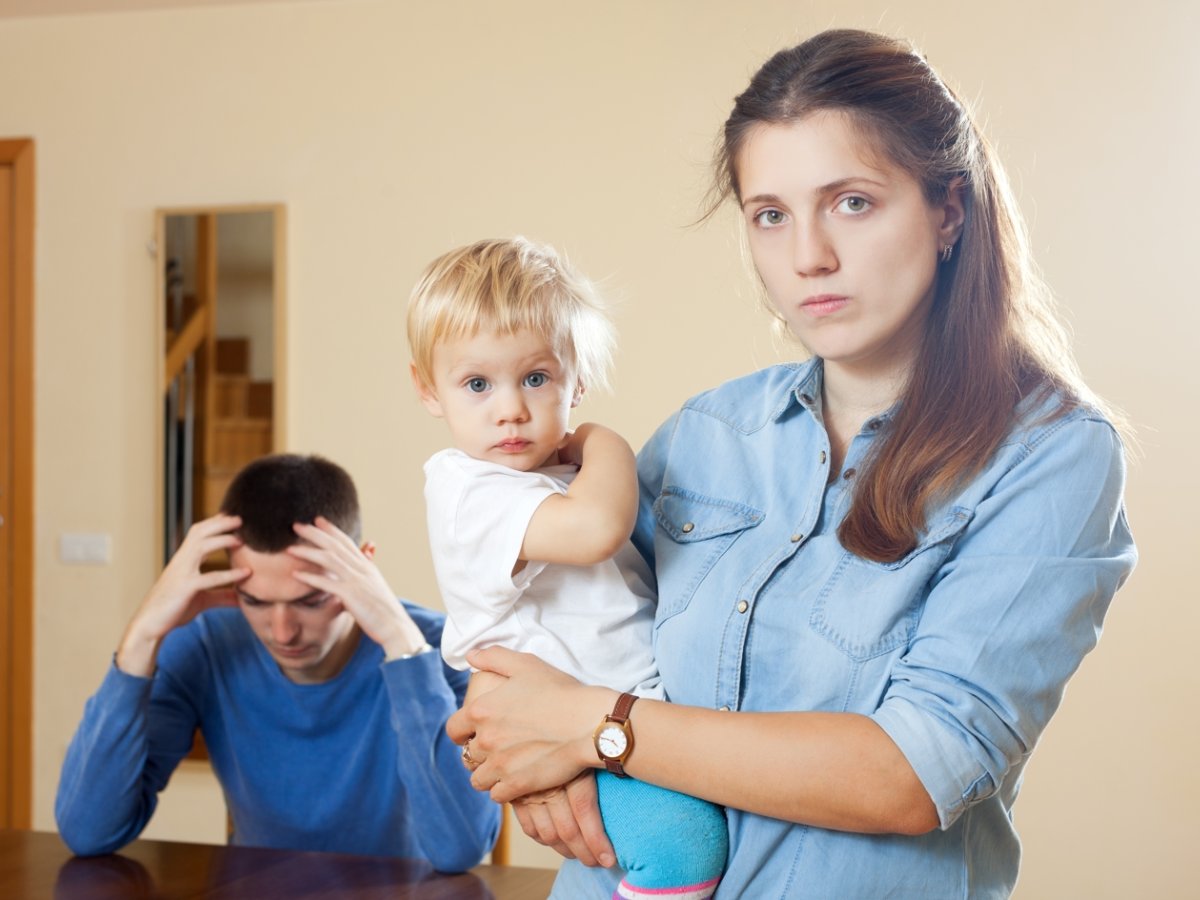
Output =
[{"x1": 407, "y1": 237, "x2": 727, "y2": 900}]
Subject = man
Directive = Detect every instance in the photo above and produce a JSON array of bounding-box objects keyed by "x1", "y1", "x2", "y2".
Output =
[{"x1": 55, "y1": 454, "x2": 499, "y2": 872}]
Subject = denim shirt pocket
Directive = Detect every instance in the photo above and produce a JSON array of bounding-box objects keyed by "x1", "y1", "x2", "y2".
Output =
[
  {"x1": 652, "y1": 487, "x2": 764, "y2": 624},
  {"x1": 810, "y1": 506, "x2": 974, "y2": 661}
]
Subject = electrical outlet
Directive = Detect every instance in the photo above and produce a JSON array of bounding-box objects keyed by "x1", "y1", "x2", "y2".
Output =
[{"x1": 59, "y1": 533, "x2": 112, "y2": 565}]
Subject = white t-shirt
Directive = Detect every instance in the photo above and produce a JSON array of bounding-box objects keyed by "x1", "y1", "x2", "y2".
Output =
[{"x1": 422, "y1": 448, "x2": 663, "y2": 698}]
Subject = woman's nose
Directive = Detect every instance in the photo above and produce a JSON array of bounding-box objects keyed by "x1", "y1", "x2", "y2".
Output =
[{"x1": 792, "y1": 224, "x2": 838, "y2": 276}]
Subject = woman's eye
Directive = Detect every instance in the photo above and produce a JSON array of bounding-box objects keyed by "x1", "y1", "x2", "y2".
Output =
[
  {"x1": 523, "y1": 372, "x2": 548, "y2": 388},
  {"x1": 837, "y1": 196, "x2": 871, "y2": 214},
  {"x1": 299, "y1": 595, "x2": 330, "y2": 609},
  {"x1": 466, "y1": 378, "x2": 489, "y2": 393},
  {"x1": 754, "y1": 208, "x2": 786, "y2": 227}
]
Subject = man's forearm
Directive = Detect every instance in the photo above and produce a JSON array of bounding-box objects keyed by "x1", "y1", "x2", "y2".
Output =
[
  {"x1": 383, "y1": 657, "x2": 501, "y2": 872},
  {"x1": 55, "y1": 665, "x2": 164, "y2": 855}
]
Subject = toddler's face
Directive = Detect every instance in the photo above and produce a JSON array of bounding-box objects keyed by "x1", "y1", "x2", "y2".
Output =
[{"x1": 416, "y1": 327, "x2": 580, "y2": 471}]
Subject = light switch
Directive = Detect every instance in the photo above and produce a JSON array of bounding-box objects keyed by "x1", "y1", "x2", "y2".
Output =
[{"x1": 59, "y1": 533, "x2": 112, "y2": 565}]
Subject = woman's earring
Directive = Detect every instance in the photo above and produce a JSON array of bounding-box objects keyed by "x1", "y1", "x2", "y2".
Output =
[{"x1": 940, "y1": 243, "x2": 955, "y2": 263}]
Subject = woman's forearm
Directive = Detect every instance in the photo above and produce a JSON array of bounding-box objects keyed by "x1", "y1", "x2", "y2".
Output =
[
  {"x1": 456, "y1": 647, "x2": 939, "y2": 836},
  {"x1": 622, "y1": 700, "x2": 939, "y2": 834}
]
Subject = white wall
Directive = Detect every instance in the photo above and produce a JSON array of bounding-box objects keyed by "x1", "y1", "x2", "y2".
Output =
[{"x1": 1, "y1": 0, "x2": 1194, "y2": 893}]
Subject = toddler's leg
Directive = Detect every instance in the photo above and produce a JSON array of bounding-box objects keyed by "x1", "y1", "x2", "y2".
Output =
[{"x1": 595, "y1": 772, "x2": 727, "y2": 900}]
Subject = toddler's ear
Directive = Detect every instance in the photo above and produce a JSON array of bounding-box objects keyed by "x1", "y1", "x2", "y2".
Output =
[
  {"x1": 571, "y1": 381, "x2": 585, "y2": 408},
  {"x1": 411, "y1": 363, "x2": 444, "y2": 418}
]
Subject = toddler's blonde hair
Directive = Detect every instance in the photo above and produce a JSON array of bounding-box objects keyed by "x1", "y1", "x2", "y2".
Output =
[{"x1": 408, "y1": 237, "x2": 615, "y2": 394}]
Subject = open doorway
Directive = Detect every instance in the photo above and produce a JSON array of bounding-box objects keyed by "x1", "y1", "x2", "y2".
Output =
[{"x1": 158, "y1": 206, "x2": 286, "y2": 565}]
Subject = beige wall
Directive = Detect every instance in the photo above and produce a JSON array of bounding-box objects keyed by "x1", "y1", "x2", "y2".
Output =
[{"x1": 1, "y1": 0, "x2": 1193, "y2": 894}]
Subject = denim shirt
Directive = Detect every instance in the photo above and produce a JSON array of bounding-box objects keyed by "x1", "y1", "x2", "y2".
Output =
[{"x1": 553, "y1": 359, "x2": 1136, "y2": 900}]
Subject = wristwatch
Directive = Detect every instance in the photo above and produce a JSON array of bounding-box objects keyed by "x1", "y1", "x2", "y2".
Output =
[{"x1": 593, "y1": 692, "x2": 638, "y2": 778}]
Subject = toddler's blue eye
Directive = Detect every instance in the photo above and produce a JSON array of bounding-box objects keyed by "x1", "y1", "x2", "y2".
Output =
[
  {"x1": 524, "y1": 372, "x2": 548, "y2": 388},
  {"x1": 467, "y1": 378, "x2": 488, "y2": 393}
]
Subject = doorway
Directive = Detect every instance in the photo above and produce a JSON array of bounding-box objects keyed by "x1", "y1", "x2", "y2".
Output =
[{"x1": 157, "y1": 205, "x2": 286, "y2": 565}]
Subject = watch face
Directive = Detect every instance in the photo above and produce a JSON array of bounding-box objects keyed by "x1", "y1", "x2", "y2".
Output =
[{"x1": 597, "y1": 724, "x2": 628, "y2": 759}]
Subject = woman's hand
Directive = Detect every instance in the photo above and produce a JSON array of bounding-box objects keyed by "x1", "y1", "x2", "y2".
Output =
[
  {"x1": 446, "y1": 646, "x2": 616, "y2": 803},
  {"x1": 511, "y1": 773, "x2": 615, "y2": 867}
]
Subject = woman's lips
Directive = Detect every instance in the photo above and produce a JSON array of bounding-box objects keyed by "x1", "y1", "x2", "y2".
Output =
[{"x1": 801, "y1": 294, "x2": 850, "y2": 317}]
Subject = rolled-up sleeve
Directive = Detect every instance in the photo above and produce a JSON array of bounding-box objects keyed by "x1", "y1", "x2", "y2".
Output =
[{"x1": 872, "y1": 413, "x2": 1137, "y2": 829}]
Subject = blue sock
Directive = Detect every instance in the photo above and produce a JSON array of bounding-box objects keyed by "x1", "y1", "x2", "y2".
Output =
[{"x1": 595, "y1": 772, "x2": 728, "y2": 899}]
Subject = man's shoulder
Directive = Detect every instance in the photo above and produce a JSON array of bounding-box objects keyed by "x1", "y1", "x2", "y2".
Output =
[{"x1": 156, "y1": 608, "x2": 256, "y2": 679}]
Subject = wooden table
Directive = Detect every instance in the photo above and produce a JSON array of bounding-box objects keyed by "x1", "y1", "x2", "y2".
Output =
[{"x1": 0, "y1": 829, "x2": 558, "y2": 899}]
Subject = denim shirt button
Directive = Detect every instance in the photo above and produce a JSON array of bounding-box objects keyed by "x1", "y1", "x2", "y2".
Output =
[
  {"x1": 681, "y1": 522, "x2": 695, "y2": 534},
  {"x1": 736, "y1": 600, "x2": 749, "y2": 614},
  {"x1": 843, "y1": 468, "x2": 857, "y2": 480},
  {"x1": 819, "y1": 450, "x2": 827, "y2": 464},
  {"x1": 790, "y1": 533, "x2": 803, "y2": 543},
  {"x1": 718, "y1": 705, "x2": 731, "y2": 712}
]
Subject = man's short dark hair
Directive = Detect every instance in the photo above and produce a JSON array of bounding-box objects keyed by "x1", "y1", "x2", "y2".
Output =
[{"x1": 220, "y1": 454, "x2": 361, "y2": 552}]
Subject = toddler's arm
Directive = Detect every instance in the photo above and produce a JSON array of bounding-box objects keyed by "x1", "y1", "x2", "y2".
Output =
[{"x1": 520, "y1": 423, "x2": 637, "y2": 566}]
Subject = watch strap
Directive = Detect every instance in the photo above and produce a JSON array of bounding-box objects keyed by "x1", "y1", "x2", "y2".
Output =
[
  {"x1": 598, "y1": 692, "x2": 638, "y2": 777},
  {"x1": 609, "y1": 691, "x2": 638, "y2": 725}
]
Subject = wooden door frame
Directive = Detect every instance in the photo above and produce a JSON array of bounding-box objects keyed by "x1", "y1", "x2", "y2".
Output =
[{"x1": 0, "y1": 137, "x2": 34, "y2": 829}]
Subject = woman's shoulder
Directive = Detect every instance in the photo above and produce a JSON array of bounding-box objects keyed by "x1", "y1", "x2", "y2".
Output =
[
  {"x1": 679, "y1": 360, "x2": 815, "y2": 433},
  {"x1": 947, "y1": 388, "x2": 1130, "y2": 518},
  {"x1": 1005, "y1": 387, "x2": 1125, "y2": 457}
]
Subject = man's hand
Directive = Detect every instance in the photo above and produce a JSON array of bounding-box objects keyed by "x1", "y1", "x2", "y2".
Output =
[
  {"x1": 288, "y1": 517, "x2": 429, "y2": 659},
  {"x1": 116, "y1": 514, "x2": 248, "y2": 677}
]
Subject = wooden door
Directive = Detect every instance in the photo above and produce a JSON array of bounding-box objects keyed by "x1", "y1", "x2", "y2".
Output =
[{"x1": 0, "y1": 138, "x2": 34, "y2": 829}]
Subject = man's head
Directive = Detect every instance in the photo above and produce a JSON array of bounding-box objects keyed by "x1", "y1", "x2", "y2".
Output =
[
  {"x1": 220, "y1": 453, "x2": 361, "y2": 551},
  {"x1": 220, "y1": 454, "x2": 363, "y2": 683}
]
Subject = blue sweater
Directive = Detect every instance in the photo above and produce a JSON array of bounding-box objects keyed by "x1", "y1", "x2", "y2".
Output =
[{"x1": 55, "y1": 602, "x2": 499, "y2": 872}]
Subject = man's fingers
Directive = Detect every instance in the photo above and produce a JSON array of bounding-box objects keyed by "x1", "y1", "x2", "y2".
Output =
[
  {"x1": 197, "y1": 533, "x2": 243, "y2": 558},
  {"x1": 195, "y1": 568, "x2": 250, "y2": 595},
  {"x1": 290, "y1": 568, "x2": 338, "y2": 592},
  {"x1": 195, "y1": 567, "x2": 250, "y2": 589},
  {"x1": 185, "y1": 514, "x2": 242, "y2": 542},
  {"x1": 293, "y1": 517, "x2": 359, "y2": 554}
]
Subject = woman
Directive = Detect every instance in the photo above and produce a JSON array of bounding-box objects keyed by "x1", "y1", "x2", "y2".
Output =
[{"x1": 450, "y1": 29, "x2": 1136, "y2": 898}]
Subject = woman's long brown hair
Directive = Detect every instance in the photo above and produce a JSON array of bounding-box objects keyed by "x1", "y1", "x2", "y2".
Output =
[{"x1": 710, "y1": 30, "x2": 1116, "y2": 563}]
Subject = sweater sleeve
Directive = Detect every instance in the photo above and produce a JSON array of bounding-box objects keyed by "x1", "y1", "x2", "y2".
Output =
[
  {"x1": 382, "y1": 607, "x2": 501, "y2": 872},
  {"x1": 54, "y1": 656, "x2": 201, "y2": 856}
]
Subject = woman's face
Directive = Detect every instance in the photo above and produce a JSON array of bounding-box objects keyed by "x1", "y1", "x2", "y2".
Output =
[{"x1": 737, "y1": 111, "x2": 963, "y2": 383}]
